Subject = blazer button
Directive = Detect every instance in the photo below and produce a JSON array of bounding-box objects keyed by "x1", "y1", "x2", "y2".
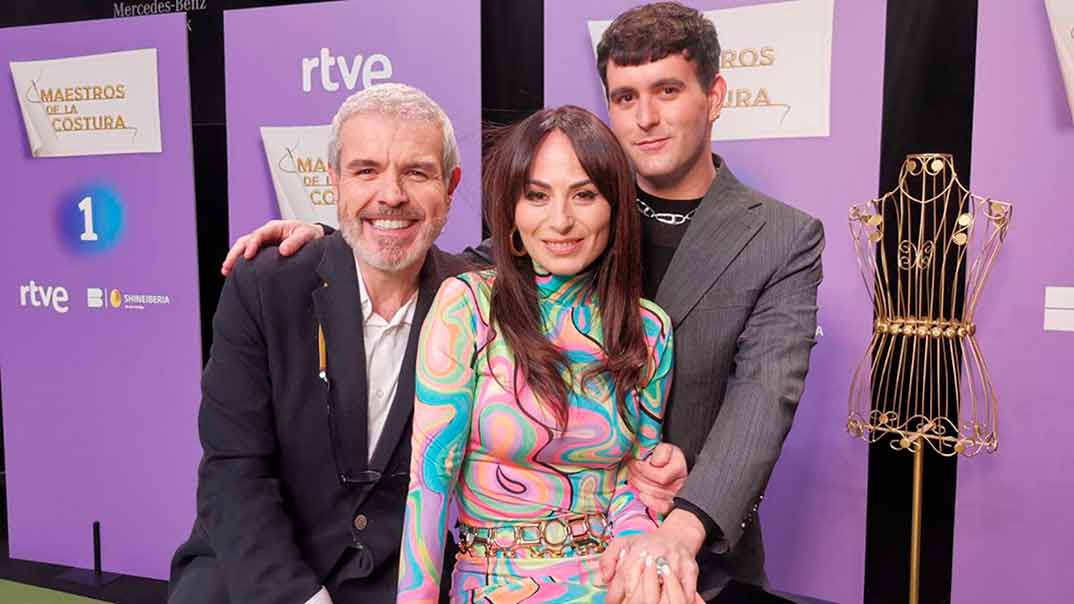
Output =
[{"x1": 353, "y1": 514, "x2": 368, "y2": 531}]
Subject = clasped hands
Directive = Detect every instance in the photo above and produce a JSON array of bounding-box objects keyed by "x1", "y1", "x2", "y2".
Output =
[{"x1": 600, "y1": 443, "x2": 705, "y2": 604}]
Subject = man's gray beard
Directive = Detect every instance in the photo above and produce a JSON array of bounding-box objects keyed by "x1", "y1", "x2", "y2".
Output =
[{"x1": 339, "y1": 216, "x2": 444, "y2": 272}]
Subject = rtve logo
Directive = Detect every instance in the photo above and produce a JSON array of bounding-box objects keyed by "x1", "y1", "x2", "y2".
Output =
[
  {"x1": 18, "y1": 280, "x2": 70, "y2": 314},
  {"x1": 301, "y1": 48, "x2": 393, "y2": 93}
]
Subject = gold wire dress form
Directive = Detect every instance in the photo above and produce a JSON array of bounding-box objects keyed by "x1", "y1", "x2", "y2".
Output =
[{"x1": 847, "y1": 153, "x2": 1012, "y2": 457}]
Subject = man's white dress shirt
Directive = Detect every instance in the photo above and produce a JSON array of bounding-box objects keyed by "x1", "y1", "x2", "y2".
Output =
[{"x1": 305, "y1": 265, "x2": 417, "y2": 604}]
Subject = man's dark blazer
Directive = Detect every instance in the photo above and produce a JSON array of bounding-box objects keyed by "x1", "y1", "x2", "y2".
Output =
[
  {"x1": 662, "y1": 158, "x2": 823, "y2": 596},
  {"x1": 169, "y1": 233, "x2": 470, "y2": 604}
]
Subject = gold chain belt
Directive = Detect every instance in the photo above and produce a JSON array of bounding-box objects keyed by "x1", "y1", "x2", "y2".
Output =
[{"x1": 457, "y1": 512, "x2": 610, "y2": 558}]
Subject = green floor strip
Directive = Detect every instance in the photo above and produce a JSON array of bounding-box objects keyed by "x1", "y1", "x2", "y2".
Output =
[{"x1": 0, "y1": 580, "x2": 111, "y2": 603}]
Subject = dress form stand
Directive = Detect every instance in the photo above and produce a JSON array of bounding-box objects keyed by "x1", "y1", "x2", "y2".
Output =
[{"x1": 846, "y1": 153, "x2": 1012, "y2": 604}]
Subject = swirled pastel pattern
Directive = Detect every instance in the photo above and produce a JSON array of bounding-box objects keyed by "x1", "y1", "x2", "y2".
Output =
[{"x1": 397, "y1": 268, "x2": 673, "y2": 603}]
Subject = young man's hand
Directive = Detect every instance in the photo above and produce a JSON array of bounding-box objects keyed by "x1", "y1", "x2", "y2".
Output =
[
  {"x1": 221, "y1": 220, "x2": 325, "y2": 276},
  {"x1": 627, "y1": 442, "x2": 689, "y2": 514}
]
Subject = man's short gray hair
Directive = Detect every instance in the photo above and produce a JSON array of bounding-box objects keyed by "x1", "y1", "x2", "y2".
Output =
[{"x1": 326, "y1": 83, "x2": 459, "y2": 181}]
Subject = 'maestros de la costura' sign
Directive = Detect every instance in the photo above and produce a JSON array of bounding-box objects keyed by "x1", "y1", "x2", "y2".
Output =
[
  {"x1": 1046, "y1": 0, "x2": 1074, "y2": 124},
  {"x1": 260, "y1": 125, "x2": 339, "y2": 227},
  {"x1": 10, "y1": 48, "x2": 162, "y2": 157}
]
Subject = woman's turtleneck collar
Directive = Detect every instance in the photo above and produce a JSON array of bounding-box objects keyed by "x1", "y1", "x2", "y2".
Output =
[{"x1": 532, "y1": 261, "x2": 596, "y2": 306}]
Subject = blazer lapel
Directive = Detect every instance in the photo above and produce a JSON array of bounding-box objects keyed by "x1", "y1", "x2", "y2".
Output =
[
  {"x1": 656, "y1": 159, "x2": 766, "y2": 326},
  {"x1": 312, "y1": 234, "x2": 370, "y2": 475},
  {"x1": 368, "y1": 249, "x2": 444, "y2": 472}
]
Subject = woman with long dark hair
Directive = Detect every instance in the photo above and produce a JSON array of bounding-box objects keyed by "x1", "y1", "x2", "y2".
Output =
[{"x1": 395, "y1": 105, "x2": 675, "y2": 603}]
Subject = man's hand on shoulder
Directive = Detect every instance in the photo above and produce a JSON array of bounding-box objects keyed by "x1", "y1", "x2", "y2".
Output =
[{"x1": 221, "y1": 220, "x2": 326, "y2": 276}]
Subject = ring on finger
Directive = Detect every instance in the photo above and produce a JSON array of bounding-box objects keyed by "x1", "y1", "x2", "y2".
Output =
[{"x1": 654, "y1": 555, "x2": 671, "y2": 582}]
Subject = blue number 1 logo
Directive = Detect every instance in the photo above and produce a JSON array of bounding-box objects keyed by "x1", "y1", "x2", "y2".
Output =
[
  {"x1": 58, "y1": 184, "x2": 124, "y2": 255},
  {"x1": 78, "y1": 196, "x2": 99, "y2": 241}
]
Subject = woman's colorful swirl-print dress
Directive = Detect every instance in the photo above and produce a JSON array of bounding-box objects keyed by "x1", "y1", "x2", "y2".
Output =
[{"x1": 397, "y1": 268, "x2": 674, "y2": 603}]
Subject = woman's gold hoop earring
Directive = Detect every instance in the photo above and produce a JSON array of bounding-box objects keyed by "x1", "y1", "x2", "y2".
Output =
[{"x1": 509, "y1": 227, "x2": 527, "y2": 257}]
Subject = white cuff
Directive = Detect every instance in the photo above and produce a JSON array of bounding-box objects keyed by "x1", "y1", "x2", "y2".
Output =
[{"x1": 304, "y1": 586, "x2": 333, "y2": 604}]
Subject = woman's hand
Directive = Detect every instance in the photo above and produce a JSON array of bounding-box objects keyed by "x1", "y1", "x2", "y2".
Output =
[{"x1": 601, "y1": 510, "x2": 706, "y2": 604}]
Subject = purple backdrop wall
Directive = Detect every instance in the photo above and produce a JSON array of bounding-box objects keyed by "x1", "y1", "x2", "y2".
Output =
[
  {"x1": 953, "y1": 2, "x2": 1074, "y2": 602},
  {"x1": 0, "y1": 14, "x2": 202, "y2": 579},
  {"x1": 545, "y1": 2, "x2": 887, "y2": 601},
  {"x1": 224, "y1": 1, "x2": 481, "y2": 251}
]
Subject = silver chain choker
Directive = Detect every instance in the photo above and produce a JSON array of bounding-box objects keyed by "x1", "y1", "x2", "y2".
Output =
[{"x1": 635, "y1": 197, "x2": 697, "y2": 225}]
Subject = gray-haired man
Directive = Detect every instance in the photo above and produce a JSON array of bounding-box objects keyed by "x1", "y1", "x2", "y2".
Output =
[{"x1": 168, "y1": 83, "x2": 470, "y2": 604}]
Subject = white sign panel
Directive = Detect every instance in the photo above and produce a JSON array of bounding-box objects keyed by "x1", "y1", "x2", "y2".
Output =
[
  {"x1": 260, "y1": 125, "x2": 338, "y2": 228},
  {"x1": 1044, "y1": 286, "x2": 1074, "y2": 332},
  {"x1": 1046, "y1": 0, "x2": 1074, "y2": 123},
  {"x1": 10, "y1": 49, "x2": 162, "y2": 157},
  {"x1": 588, "y1": 0, "x2": 834, "y2": 141}
]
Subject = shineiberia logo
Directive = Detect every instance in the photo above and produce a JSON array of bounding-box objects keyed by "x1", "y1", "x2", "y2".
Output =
[{"x1": 86, "y1": 286, "x2": 171, "y2": 311}]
